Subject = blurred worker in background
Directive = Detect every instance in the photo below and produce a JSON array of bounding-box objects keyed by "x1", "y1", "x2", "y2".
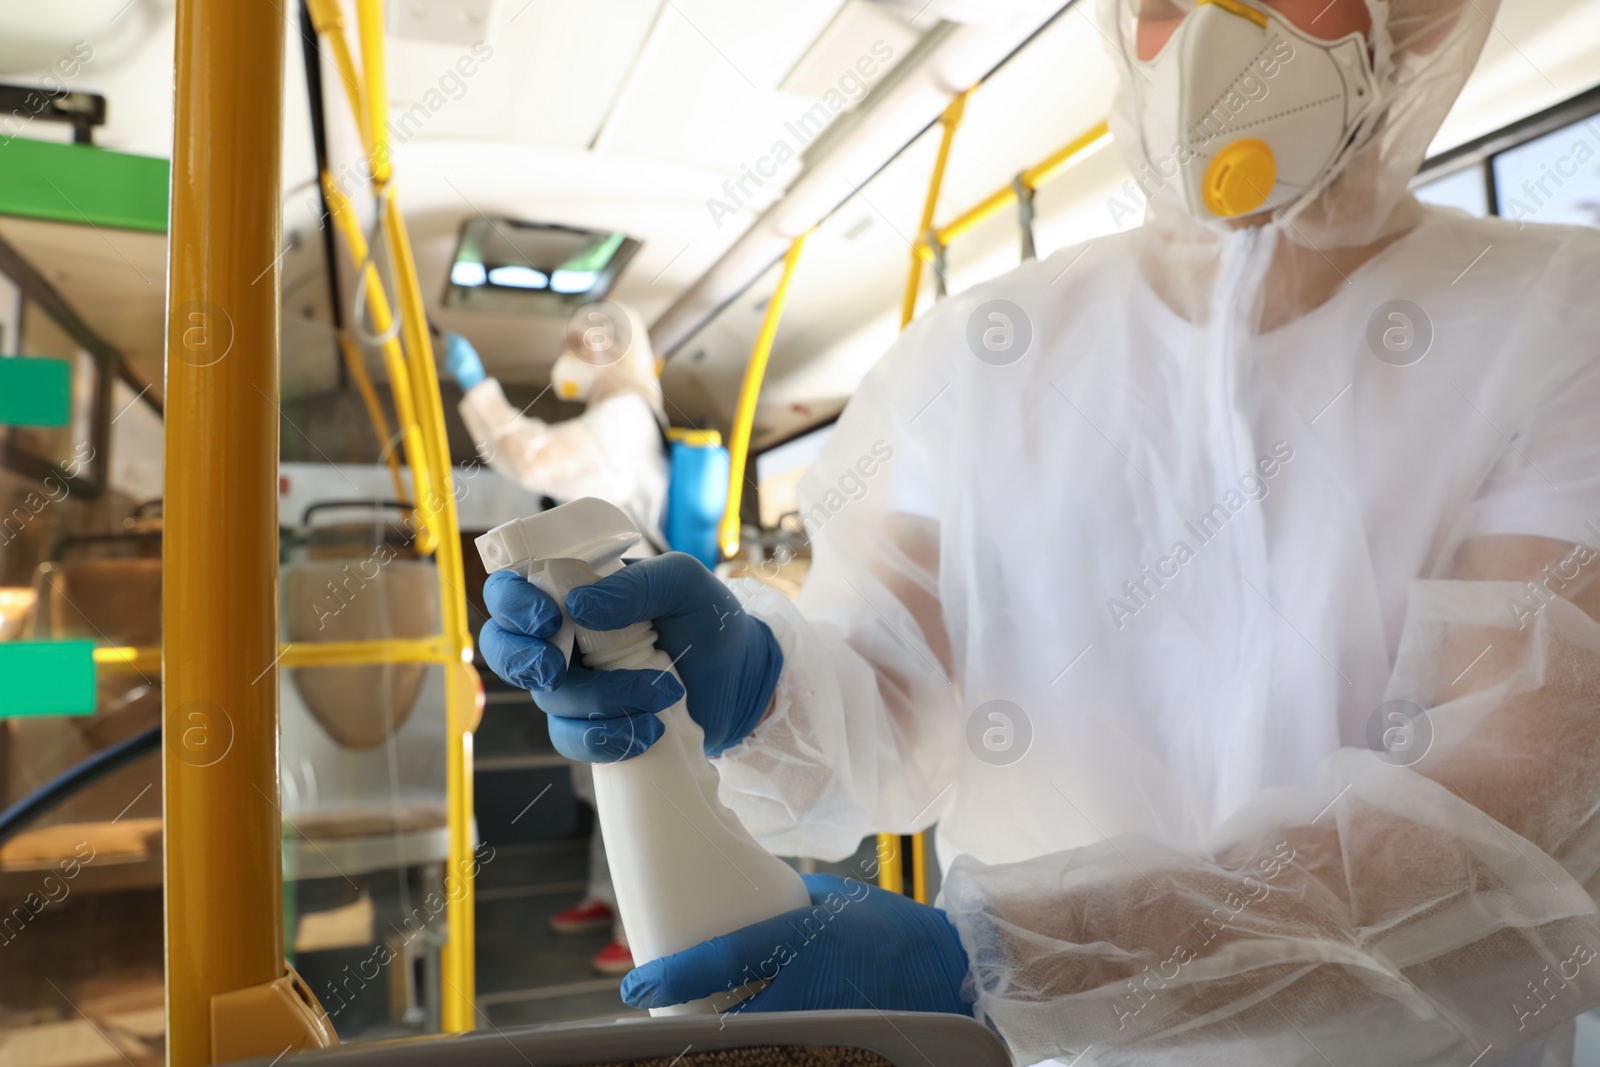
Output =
[
  {"x1": 446, "y1": 301, "x2": 668, "y2": 542},
  {"x1": 480, "y1": 0, "x2": 1600, "y2": 1062},
  {"x1": 443, "y1": 301, "x2": 668, "y2": 976}
]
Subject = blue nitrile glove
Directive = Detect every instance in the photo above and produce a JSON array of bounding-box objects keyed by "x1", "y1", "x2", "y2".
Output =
[
  {"x1": 622, "y1": 873, "x2": 973, "y2": 1016},
  {"x1": 443, "y1": 331, "x2": 486, "y2": 391},
  {"x1": 479, "y1": 553, "x2": 783, "y2": 763}
]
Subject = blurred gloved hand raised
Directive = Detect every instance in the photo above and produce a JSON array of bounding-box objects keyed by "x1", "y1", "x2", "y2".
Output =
[
  {"x1": 442, "y1": 331, "x2": 487, "y2": 391},
  {"x1": 479, "y1": 553, "x2": 783, "y2": 763},
  {"x1": 621, "y1": 873, "x2": 972, "y2": 1015}
]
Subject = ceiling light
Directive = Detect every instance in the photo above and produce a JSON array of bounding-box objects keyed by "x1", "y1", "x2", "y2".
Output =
[
  {"x1": 445, "y1": 218, "x2": 640, "y2": 314},
  {"x1": 451, "y1": 261, "x2": 487, "y2": 287},
  {"x1": 550, "y1": 269, "x2": 599, "y2": 294},
  {"x1": 488, "y1": 265, "x2": 549, "y2": 289}
]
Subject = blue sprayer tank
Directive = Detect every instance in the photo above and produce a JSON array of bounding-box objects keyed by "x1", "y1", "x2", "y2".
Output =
[{"x1": 663, "y1": 430, "x2": 729, "y2": 568}]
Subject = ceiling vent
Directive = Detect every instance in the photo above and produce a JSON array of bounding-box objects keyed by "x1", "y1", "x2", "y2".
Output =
[{"x1": 443, "y1": 217, "x2": 641, "y2": 314}]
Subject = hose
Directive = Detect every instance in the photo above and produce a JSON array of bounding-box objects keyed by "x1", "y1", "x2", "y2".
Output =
[{"x1": 0, "y1": 725, "x2": 160, "y2": 849}]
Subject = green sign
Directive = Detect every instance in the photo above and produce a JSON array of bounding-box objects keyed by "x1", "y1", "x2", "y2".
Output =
[
  {"x1": 0, "y1": 137, "x2": 169, "y2": 233},
  {"x1": 0, "y1": 356, "x2": 72, "y2": 427},
  {"x1": 0, "y1": 640, "x2": 97, "y2": 717}
]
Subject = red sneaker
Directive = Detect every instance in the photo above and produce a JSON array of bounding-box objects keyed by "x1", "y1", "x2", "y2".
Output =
[
  {"x1": 591, "y1": 938, "x2": 634, "y2": 976},
  {"x1": 548, "y1": 898, "x2": 614, "y2": 936}
]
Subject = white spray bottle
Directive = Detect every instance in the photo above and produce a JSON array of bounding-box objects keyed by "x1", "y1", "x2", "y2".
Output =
[{"x1": 475, "y1": 498, "x2": 811, "y2": 1015}]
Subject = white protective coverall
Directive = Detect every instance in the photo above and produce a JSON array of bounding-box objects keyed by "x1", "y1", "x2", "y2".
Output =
[
  {"x1": 457, "y1": 302, "x2": 669, "y2": 541},
  {"x1": 709, "y1": 0, "x2": 1600, "y2": 1063}
]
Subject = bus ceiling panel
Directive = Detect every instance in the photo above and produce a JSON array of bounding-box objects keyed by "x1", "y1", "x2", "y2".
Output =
[
  {"x1": 315, "y1": 1, "x2": 927, "y2": 393},
  {"x1": 1432, "y1": 0, "x2": 1600, "y2": 154},
  {"x1": 927, "y1": 9, "x2": 1116, "y2": 214},
  {"x1": 381, "y1": 147, "x2": 754, "y2": 383},
  {"x1": 590, "y1": 0, "x2": 916, "y2": 173},
  {"x1": 647, "y1": 2, "x2": 1079, "y2": 358},
  {"x1": 382, "y1": 0, "x2": 661, "y2": 152},
  {"x1": 656, "y1": 2, "x2": 1114, "y2": 434},
  {"x1": 744, "y1": 8, "x2": 1115, "y2": 369},
  {"x1": 661, "y1": 0, "x2": 1600, "y2": 448}
]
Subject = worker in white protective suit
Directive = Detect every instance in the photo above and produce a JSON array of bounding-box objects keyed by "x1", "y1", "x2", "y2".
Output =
[
  {"x1": 452, "y1": 301, "x2": 669, "y2": 543},
  {"x1": 478, "y1": 0, "x2": 1600, "y2": 1061},
  {"x1": 447, "y1": 302, "x2": 668, "y2": 976}
]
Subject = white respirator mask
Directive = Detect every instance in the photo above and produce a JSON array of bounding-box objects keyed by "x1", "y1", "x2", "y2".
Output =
[
  {"x1": 1134, "y1": 0, "x2": 1380, "y2": 221},
  {"x1": 550, "y1": 350, "x2": 602, "y2": 403}
]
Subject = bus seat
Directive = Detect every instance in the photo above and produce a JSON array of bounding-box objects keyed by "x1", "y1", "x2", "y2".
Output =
[{"x1": 219, "y1": 1010, "x2": 1009, "y2": 1067}]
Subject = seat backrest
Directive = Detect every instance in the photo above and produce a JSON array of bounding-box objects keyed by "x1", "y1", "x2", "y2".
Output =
[
  {"x1": 575, "y1": 1050, "x2": 893, "y2": 1066},
  {"x1": 221, "y1": 1010, "x2": 1011, "y2": 1067}
]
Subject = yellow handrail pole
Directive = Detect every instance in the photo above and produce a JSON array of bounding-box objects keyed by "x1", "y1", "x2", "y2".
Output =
[
  {"x1": 935, "y1": 185, "x2": 1015, "y2": 247},
  {"x1": 385, "y1": 205, "x2": 451, "y2": 525},
  {"x1": 294, "y1": 0, "x2": 474, "y2": 1027},
  {"x1": 93, "y1": 646, "x2": 163, "y2": 675},
  {"x1": 163, "y1": 0, "x2": 287, "y2": 1061},
  {"x1": 912, "y1": 832, "x2": 932, "y2": 904},
  {"x1": 302, "y1": 0, "x2": 373, "y2": 162},
  {"x1": 934, "y1": 120, "x2": 1113, "y2": 248},
  {"x1": 326, "y1": 0, "x2": 475, "y2": 1024},
  {"x1": 98, "y1": 640, "x2": 455, "y2": 675},
  {"x1": 718, "y1": 231, "x2": 811, "y2": 559},
  {"x1": 894, "y1": 123, "x2": 1114, "y2": 903},
  {"x1": 354, "y1": 0, "x2": 393, "y2": 185},
  {"x1": 877, "y1": 835, "x2": 905, "y2": 895},
  {"x1": 382, "y1": 198, "x2": 478, "y2": 1031},
  {"x1": 1020, "y1": 120, "x2": 1112, "y2": 190},
  {"x1": 880, "y1": 92, "x2": 971, "y2": 895},
  {"x1": 337, "y1": 334, "x2": 410, "y2": 506},
  {"x1": 899, "y1": 91, "x2": 969, "y2": 330},
  {"x1": 322, "y1": 175, "x2": 438, "y2": 554}
]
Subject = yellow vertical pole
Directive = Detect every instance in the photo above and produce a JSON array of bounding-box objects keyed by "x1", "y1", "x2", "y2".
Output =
[
  {"x1": 337, "y1": 335, "x2": 409, "y2": 505},
  {"x1": 303, "y1": 0, "x2": 372, "y2": 160},
  {"x1": 383, "y1": 198, "x2": 478, "y2": 1029},
  {"x1": 877, "y1": 835, "x2": 905, "y2": 895},
  {"x1": 355, "y1": 0, "x2": 392, "y2": 184},
  {"x1": 322, "y1": 176, "x2": 437, "y2": 553},
  {"x1": 319, "y1": 0, "x2": 476, "y2": 1025},
  {"x1": 880, "y1": 91, "x2": 970, "y2": 898},
  {"x1": 718, "y1": 231, "x2": 811, "y2": 559},
  {"x1": 163, "y1": 0, "x2": 287, "y2": 1061},
  {"x1": 899, "y1": 91, "x2": 969, "y2": 330},
  {"x1": 912, "y1": 833, "x2": 930, "y2": 903}
]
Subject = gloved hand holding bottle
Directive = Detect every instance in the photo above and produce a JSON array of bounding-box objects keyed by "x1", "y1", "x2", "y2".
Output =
[
  {"x1": 442, "y1": 330, "x2": 487, "y2": 391},
  {"x1": 621, "y1": 873, "x2": 973, "y2": 1016},
  {"x1": 479, "y1": 552, "x2": 783, "y2": 762}
]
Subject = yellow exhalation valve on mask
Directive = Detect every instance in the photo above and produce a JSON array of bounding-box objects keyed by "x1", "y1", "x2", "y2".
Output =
[{"x1": 1203, "y1": 138, "x2": 1277, "y2": 217}]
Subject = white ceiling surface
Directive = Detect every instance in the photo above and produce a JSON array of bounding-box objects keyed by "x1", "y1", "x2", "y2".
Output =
[
  {"x1": 664, "y1": 5, "x2": 1124, "y2": 441},
  {"x1": 0, "y1": 1, "x2": 179, "y2": 154},
  {"x1": 370, "y1": 0, "x2": 930, "y2": 386},
  {"x1": 673, "y1": 0, "x2": 1600, "y2": 444},
  {"x1": 1434, "y1": 0, "x2": 1600, "y2": 151},
  {"x1": 0, "y1": 0, "x2": 1598, "y2": 435}
]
